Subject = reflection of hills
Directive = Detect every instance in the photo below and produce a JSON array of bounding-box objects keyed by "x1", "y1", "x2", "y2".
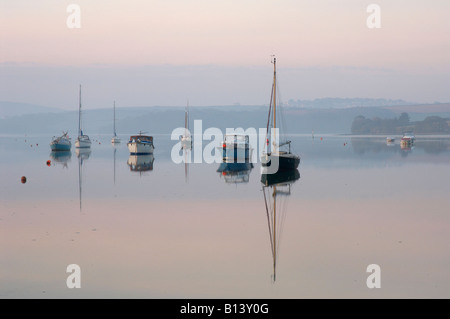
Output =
[
  {"x1": 127, "y1": 154, "x2": 154, "y2": 172},
  {"x1": 261, "y1": 168, "x2": 300, "y2": 283},
  {"x1": 217, "y1": 162, "x2": 254, "y2": 184}
]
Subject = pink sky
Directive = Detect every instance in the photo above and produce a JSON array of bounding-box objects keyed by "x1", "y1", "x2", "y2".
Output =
[{"x1": 1, "y1": 0, "x2": 449, "y2": 107}]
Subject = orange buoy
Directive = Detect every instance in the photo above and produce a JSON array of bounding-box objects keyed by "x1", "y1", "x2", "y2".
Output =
[
  {"x1": 46, "y1": 160, "x2": 51, "y2": 166},
  {"x1": 21, "y1": 176, "x2": 27, "y2": 184}
]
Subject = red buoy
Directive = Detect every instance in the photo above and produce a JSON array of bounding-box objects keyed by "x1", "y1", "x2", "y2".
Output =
[
  {"x1": 46, "y1": 160, "x2": 51, "y2": 166},
  {"x1": 21, "y1": 176, "x2": 27, "y2": 184}
]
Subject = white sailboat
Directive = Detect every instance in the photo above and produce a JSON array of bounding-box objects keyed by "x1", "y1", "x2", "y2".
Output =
[
  {"x1": 180, "y1": 100, "x2": 192, "y2": 149},
  {"x1": 261, "y1": 57, "x2": 300, "y2": 172},
  {"x1": 75, "y1": 85, "x2": 92, "y2": 149},
  {"x1": 180, "y1": 100, "x2": 192, "y2": 148},
  {"x1": 111, "y1": 101, "x2": 121, "y2": 144}
]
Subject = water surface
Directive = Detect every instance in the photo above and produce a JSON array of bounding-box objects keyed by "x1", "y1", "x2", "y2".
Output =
[{"x1": 1, "y1": 134, "x2": 450, "y2": 298}]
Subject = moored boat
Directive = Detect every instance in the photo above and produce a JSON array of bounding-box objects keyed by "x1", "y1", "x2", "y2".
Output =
[
  {"x1": 75, "y1": 85, "x2": 91, "y2": 149},
  {"x1": 111, "y1": 101, "x2": 121, "y2": 144},
  {"x1": 221, "y1": 134, "x2": 253, "y2": 163},
  {"x1": 260, "y1": 57, "x2": 300, "y2": 172},
  {"x1": 127, "y1": 132, "x2": 154, "y2": 155},
  {"x1": 50, "y1": 131, "x2": 72, "y2": 151}
]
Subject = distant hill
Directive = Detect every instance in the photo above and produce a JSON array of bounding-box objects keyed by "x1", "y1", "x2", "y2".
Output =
[
  {"x1": 1, "y1": 99, "x2": 448, "y2": 136},
  {"x1": 287, "y1": 98, "x2": 415, "y2": 109},
  {"x1": 351, "y1": 112, "x2": 450, "y2": 135},
  {"x1": 0, "y1": 101, "x2": 63, "y2": 119}
]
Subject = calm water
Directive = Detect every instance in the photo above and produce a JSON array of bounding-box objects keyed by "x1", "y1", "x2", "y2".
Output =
[{"x1": 1, "y1": 133, "x2": 450, "y2": 298}]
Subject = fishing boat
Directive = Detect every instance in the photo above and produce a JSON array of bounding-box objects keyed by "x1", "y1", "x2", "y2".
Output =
[
  {"x1": 75, "y1": 85, "x2": 92, "y2": 149},
  {"x1": 217, "y1": 134, "x2": 254, "y2": 183},
  {"x1": 403, "y1": 131, "x2": 415, "y2": 143},
  {"x1": 180, "y1": 100, "x2": 192, "y2": 148},
  {"x1": 221, "y1": 134, "x2": 253, "y2": 163},
  {"x1": 50, "y1": 131, "x2": 72, "y2": 151},
  {"x1": 127, "y1": 132, "x2": 154, "y2": 155},
  {"x1": 261, "y1": 57, "x2": 300, "y2": 172},
  {"x1": 111, "y1": 101, "x2": 121, "y2": 144},
  {"x1": 400, "y1": 136, "x2": 413, "y2": 150}
]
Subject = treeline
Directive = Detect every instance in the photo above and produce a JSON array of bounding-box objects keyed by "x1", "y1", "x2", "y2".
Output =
[{"x1": 351, "y1": 112, "x2": 450, "y2": 134}]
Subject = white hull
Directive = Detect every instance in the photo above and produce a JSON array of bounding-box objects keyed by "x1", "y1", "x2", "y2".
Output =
[
  {"x1": 75, "y1": 136, "x2": 91, "y2": 148},
  {"x1": 128, "y1": 141, "x2": 154, "y2": 154}
]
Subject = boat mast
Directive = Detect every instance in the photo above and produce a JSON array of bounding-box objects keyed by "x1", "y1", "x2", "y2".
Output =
[
  {"x1": 113, "y1": 101, "x2": 116, "y2": 137},
  {"x1": 273, "y1": 185, "x2": 277, "y2": 282},
  {"x1": 185, "y1": 99, "x2": 189, "y2": 136},
  {"x1": 78, "y1": 85, "x2": 82, "y2": 137},
  {"x1": 272, "y1": 57, "x2": 277, "y2": 154}
]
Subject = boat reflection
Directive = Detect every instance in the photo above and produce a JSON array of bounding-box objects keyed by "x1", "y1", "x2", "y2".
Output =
[
  {"x1": 76, "y1": 148, "x2": 91, "y2": 212},
  {"x1": 181, "y1": 143, "x2": 192, "y2": 183},
  {"x1": 49, "y1": 150, "x2": 72, "y2": 168},
  {"x1": 127, "y1": 154, "x2": 154, "y2": 175},
  {"x1": 217, "y1": 162, "x2": 254, "y2": 184},
  {"x1": 112, "y1": 145, "x2": 118, "y2": 184},
  {"x1": 217, "y1": 133, "x2": 254, "y2": 184},
  {"x1": 261, "y1": 168, "x2": 300, "y2": 282}
]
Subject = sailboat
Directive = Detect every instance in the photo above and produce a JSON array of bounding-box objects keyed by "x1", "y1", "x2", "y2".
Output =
[
  {"x1": 262, "y1": 168, "x2": 300, "y2": 282},
  {"x1": 261, "y1": 57, "x2": 300, "y2": 172},
  {"x1": 75, "y1": 85, "x2": 92, "y2": 149},
  {"x1": 111, "y1": 101, "x2": 121, "y2": 144},
  {"x1": 180, "y1": 99, "x2": 192, "y2": 148}
]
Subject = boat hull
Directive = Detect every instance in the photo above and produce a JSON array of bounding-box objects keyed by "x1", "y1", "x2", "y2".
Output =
[
  {"x1": 75, "y1": 136, "x2": 91, "y2": 148},
  {"x1": 261, "y1": 153, "x2": 300, "y2": 172},
  {"x1": 50, "y1": 142, "x2": 71, "y2": 151},
  {"x1": 127, "y1": 141, "x2": 154, "y2": 155}
]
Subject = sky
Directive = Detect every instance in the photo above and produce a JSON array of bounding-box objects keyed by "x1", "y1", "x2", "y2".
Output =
[{"x1": 0, "y1": 0, "x2": 449, "y2": 109}]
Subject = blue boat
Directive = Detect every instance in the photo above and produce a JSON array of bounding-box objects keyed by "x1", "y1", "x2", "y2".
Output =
[{"x1": 50, "y1": 131, "x2": 72, "y2": 151}]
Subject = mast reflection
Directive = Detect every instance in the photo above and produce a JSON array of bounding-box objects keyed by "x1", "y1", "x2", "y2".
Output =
[
  {"x1": 76, "y1": 148, "x2": 91, "y2": 212},
  {"x1": 261, "y1": 168, "x2": 300, "y2": 282}
]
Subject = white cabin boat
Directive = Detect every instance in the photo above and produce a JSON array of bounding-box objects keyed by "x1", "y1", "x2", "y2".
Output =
[{"x1": 127, "y1": 133, "x2": 154, "y2": 155}]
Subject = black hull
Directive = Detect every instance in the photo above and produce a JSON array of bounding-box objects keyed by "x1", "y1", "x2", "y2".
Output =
[
  {"x1": 262, "y1": 154, "x2": 300, "y2": 172},
  {"x1": 261, "y1": 168, "x2": 300, "y2": 186}
]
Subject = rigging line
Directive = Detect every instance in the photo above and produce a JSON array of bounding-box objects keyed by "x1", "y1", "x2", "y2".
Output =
[
  {"x1": 264, "y1": 82, "x2": 274, "y2": 153},
  {"x1": 276, "y1": 81, "x2": 288, "y2": 140},
  {"x1": 275, "y1": 193, "x2": 290, "y2": 259},
  {"x1": 263, "y1": 186, "x2": 275, "y2": 259}
]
